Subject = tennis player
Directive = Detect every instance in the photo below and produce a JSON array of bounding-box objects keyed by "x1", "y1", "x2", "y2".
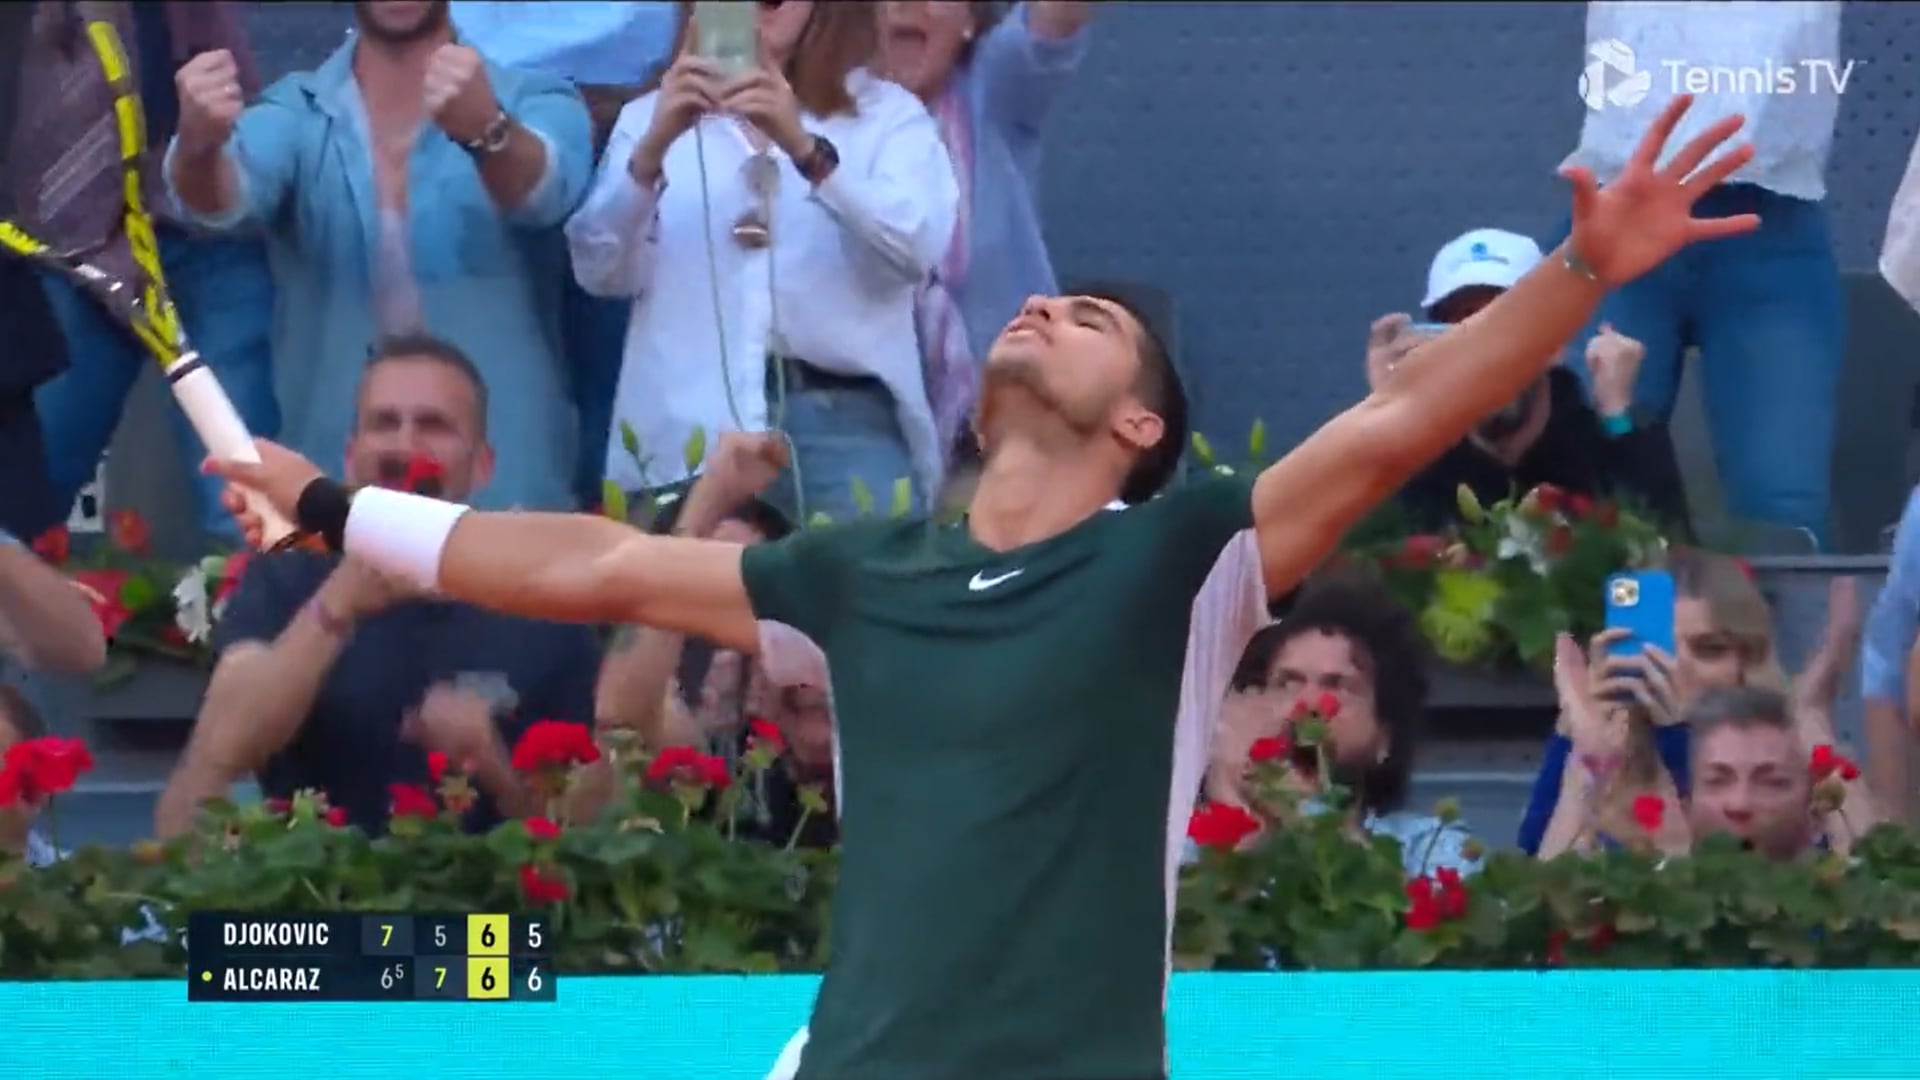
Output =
[{"x1": 211, "y1": 97, "x2": 1752, "y2": 1080}]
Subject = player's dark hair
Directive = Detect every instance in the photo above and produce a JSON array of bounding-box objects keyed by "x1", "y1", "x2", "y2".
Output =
[
  {"x1": 1069, "y1": 281, "x2": 1187, "y2": 505},
  {"x1": 1231, "y1": 572, "x2": 1429, "y2": 816},
  {"x1": 362, "y1": 332, "x2": 490, "y2": 436},
  {"x1": 1684, "y1": 685, "x2": 1794, "y2": 740}
]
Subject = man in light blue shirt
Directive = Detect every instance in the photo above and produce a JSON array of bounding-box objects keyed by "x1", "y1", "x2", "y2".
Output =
[
  {"x1": 451, "y1": 1, "x2": 682, "y2": 506},
  {"x1": 1862, "y1": 484, "x2": 1920, "y2": 823},
  {"x1": 164, "y1": 0, "x2": 594, "y2": 511}
]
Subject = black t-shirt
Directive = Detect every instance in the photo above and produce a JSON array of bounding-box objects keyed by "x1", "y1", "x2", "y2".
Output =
[{"x1": 212, "y1": 551, "x2": 602, "y2": 833}]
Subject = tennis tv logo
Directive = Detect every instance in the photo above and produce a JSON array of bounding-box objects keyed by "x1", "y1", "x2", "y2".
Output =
[{"x1": 1580, "y1": 40, "x2": 1653, "y2": 111}]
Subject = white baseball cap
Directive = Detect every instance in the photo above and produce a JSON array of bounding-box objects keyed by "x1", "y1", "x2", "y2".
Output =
[{"x1": 1422, "y1": 228, "x2": 1544, "y2": 310}]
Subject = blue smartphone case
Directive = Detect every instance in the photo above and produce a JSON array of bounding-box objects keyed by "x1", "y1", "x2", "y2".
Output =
[{"x1": 1604, "y1": 570, "x2": 1676, "y2": 656}]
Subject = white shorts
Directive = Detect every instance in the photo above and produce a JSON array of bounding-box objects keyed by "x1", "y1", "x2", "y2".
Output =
[{"x1": 763, "y1": 1026, "x2": 808, "y2": 1080}]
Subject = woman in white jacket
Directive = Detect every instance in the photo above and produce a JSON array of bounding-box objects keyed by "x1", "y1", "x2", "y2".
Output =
[{"x1": 565, "y1": 0, "x2": 958, "y2": 522}]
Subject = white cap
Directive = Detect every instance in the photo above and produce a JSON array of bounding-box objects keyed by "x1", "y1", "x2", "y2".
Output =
[{"x1": 1422, "y1": 228, "x2": 1544, "y2": 310}]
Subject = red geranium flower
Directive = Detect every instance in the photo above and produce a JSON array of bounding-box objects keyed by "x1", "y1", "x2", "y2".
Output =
[
  {"x1": 1404, "y1": 876, "x2": 1443, "y2": 931},
  {"x1": 747, "y1": 716, "x2": 785, "y2": 754},
  {"x1": 1396, "y1": 534, "x2": 1447, "y2": 569},
  {"x1": 1630, "y1": 794, "x2": 1665, "y2": 833},
  {"x1": 644, "y1": 746, "x2": 732, "y2": 790},
  {"x1": 402, "y1": 454, "x2": 445, "y2": 495},
  {"x1": 30, "y1": 524, "x2": 70, "y2": 564},
  {"x1": 324, "y1": 806, "x2": 350, "y2": 828},
  {"x1": 1567, "y1": 493, "x2": 1594, "y2": 519},
  {"x1": 1186, "y1": 802, "x2": 1260, "y2": 850},
  {"x1": 1544, "y1": 524, "x2": 1575, "y2": 557},
  {"x1": 1545, "y1": 928, "x2": 1569, "y2": 967},
  {"x1": 519, "y1": 863, "x2": 570, "y2": 904},
  {"x1": 1808, "y1": 744, "x2": 1860, "y2": 782},
  {"x1": 70, "y1": 569, "x2": 132, "y2": 640},
  {"x1": 1247, "y1": 735, "x2": 1291, "y2": 764},
  {"x1": 264, "y1": 798, "x2": 292, "y2": 815},
  {"x1": 0, "y1": 736, "x2": 96, "y2": 804},
  {"x1": 510, "y1": 719, "x2": 601, "y2": 773},
  {"x1": 107, "y1": 508, "x2": 152, "y2": 556},
  {"x1": 388, "y1": 782, "x2": 439, "y2": 819},
  {"x1": 1312, "y1": 691, "x2": 1341, "y2": 720},
  {"x1": 426, "y1": 751, "x2": 450, "y2": 784},
  {"x1": 1433, "y1": 866, "x2": 1468, "y2": 919},
  {"x1": 524, "y1": 816, "x2": 562, "y2": 841}
]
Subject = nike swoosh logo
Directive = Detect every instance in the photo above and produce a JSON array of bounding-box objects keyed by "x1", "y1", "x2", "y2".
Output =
[{"x1": 968, "y1": 569, "x2": 1024, "y2": 592}]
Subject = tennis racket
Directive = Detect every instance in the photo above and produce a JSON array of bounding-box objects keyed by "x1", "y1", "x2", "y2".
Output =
[{"x1": 0, "y1": 19, "x2": 295, "y2": 548}]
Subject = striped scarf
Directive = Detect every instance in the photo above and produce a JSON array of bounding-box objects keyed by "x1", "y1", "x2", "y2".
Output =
[{"x1": 915, "y1": 87, "x2": 977, "y2": 462}]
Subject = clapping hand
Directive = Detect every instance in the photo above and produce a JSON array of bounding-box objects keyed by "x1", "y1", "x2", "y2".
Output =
[
  {"x1": 1584, "y1": 323, "x2": 1647, "y2": 417},
  {"x1": 423, "y1": 44, "x2": 501, "y2": 145},
  {"x1": 1562, "y1": 94, "x2": 1758, "y2": 287}
]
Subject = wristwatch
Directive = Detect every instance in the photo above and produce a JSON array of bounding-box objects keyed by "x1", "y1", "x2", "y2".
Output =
[
  {"x1": 796, "y1": 135, "x2": 839, "y2": 185},
  {"x1": 460, "y1": 110, "x2": 514, "y2": 159}
]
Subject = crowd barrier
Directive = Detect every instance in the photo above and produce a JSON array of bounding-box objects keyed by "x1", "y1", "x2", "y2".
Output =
[{"x1": 10, "y1": 971, "x2": 1914, "y2": 1078}]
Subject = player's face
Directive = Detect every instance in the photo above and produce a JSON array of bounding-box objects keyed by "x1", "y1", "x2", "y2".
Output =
[
  {"x1": 1688, "y1": 722, "x2": 1814, "y2": 858},
  {"x1": 1266, "y1": 630, "x2": 1385, "y2": 786},
  {"x1": 354, "y1": 1, "x2": 449, "y2": 44},
  {"x1": 347, "y1": 357, "x2": 494, "y2": 500},
  {"x1": 978, "y1": 294, "x2": 1162, "y2": 451}
]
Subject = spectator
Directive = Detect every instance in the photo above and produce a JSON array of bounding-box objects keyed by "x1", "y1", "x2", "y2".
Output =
[
  {"x1": 0, "y1": 526, "x2": 106, "y2": 864},
  {"x1": 873, "y1": 0, "x2": 1093, "y2": 465},
  {"x1": 1557, "y1": 1, "x2": 1844, "y2": 543},
  {"x1": 13, "y1": 2, "x2": 276, "y2": 543},
  {"x1": 1882, "y1": 124, "x2": 1920, "y2": 315},
  {"x1": 154, "y1": 335, "x2": 603, "y2": 837},
  {"x1": 1525, "y1": 553, "x2": 1862, "y2": 856},
  {"x1": 0, "y1": 257, "x2": 68, "y2": 543},
  {"x1": 452, "y1": 0, "x2": 684, "y2": 505},
  {"x1": 1377, "y1": 228, "x2": 1691, "y2": 536},
  {"x1": 165, "y1": 0, "x2": 594, "y2": 512},
  {"x1": 1207, "y1": 574, "x2": 1478, "y2": 878},
  {"x1": 1686, "y1": 685, "x2": 1883, "y2": 860},
  {"x1": 1861, "y1": 483, "x2": 1920, "y2": 823},
  {"x1": 567, "y1": 0, "x2": 958, "y2": 521},
  {"x1": 587, "y1": 432, "x2": 837, "y2": 848}
]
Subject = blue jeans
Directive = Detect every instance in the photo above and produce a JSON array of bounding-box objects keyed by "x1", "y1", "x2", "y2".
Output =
[
  {"x1": 565, "y1": 277, "x2": 631, "y2": 507},
  {"x1": 1552, "y1": 184, "x2": 1843, "y2": 543},
  {"x1": 35, "y1": 228, "x2": 277, "y2": 541},
  {"x1": 770, "y1": 378, "x2": 924, "y2": 526}
]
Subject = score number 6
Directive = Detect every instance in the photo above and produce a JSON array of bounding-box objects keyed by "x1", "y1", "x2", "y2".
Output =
[{"x1": 525, "y1": 966, "x2": 543, "y2": 992}]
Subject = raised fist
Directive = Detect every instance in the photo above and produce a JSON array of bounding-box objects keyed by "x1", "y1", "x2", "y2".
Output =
[
  {"x1": 422, "y1": 44, "x2": 500, "y2": 145},
  {"x1": 174, "y1": 50, "x2": 243, "y2": 159}
]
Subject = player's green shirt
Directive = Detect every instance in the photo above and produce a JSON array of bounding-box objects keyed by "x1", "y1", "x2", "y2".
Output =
[{"x1": 742, "y1": 476, "x2": 1265, "y2": 1080}]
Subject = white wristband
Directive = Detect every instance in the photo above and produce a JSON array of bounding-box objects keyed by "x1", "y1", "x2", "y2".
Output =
[{"x1": 342, "y1": 486, "x2": 471, "y2": 591}]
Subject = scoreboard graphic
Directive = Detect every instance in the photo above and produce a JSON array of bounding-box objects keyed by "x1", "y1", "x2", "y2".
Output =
[{"x1": 189, "y1": 913, "x2": 557, "y2": 1002}]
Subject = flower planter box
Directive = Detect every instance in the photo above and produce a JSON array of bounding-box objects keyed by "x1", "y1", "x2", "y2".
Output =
[
  {"x1": 1427, "y1": 663, "x2": 1555, "y2": 712},
  {"x1": 85, "y1": 659, "x2": 208, "y2": 725}
]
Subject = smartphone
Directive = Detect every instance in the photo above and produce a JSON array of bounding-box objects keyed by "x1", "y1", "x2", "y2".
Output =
[
  {"x1": 692, "y1": 1, "x2": 758, "y2": 78},
  {"x1": 1603, "y1": 570, "x2": 1676, "y2": 658}
]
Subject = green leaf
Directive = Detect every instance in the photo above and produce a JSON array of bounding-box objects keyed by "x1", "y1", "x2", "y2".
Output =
[
  {"x1": 1190, "y1": 431, "x2": 1216, "y2": 465},
  {"x1": 619, "y1": 420, "x2": 641, "y2": 459},
  {"x1": 889, "y1": 477, "x2": 912, "y2": 518},
  {"x1": 682, "y1": 427, "x2": 707, "y2": 475},
  {"x1": 849, "y1": 477, "x2": 875, "y2": 517},
  {"x1": 1247, "y1": 418, "x2": 1267, "y2": 462},
  {"x1": 120, "y1": 574, "x2": 159, "y2": 612},
  {"x1": 807, "y1": 511, "x2": 833, "y2": 528},
  {"x1": 601, "y1": 480, "x2": 630, "y2": 524}
]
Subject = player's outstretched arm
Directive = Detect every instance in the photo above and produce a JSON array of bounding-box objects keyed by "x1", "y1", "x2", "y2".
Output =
[
  {"x1": 205, "y1": 443, "x2": 763, "y2": 653},
  {"x1": 1247, "y1": 94, "x2": 1756, "y2": 598}
]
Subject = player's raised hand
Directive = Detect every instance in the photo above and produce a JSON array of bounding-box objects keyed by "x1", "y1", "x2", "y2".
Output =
[
  {"x1": 174, "y1": 50, "x2": 244, "y2": 159},
  {"x1": 1561, "y1": 94, "x2": 1759, "y2": 288}
]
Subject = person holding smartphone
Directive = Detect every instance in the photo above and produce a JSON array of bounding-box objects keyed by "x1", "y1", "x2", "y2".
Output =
[{"x1": 1371, "y1": 228, "x2": 1693, "y2": 538}]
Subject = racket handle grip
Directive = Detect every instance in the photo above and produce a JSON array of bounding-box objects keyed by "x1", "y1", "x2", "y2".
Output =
[{"x1": 168, "y1": 365, "x2": 298, "y2": 549}]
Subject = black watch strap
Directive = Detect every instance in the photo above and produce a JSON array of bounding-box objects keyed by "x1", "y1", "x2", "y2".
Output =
[
  {"x1": 797, "y1": 135, "x2": 838, "y2": 185},
  {"x1": 461, "y1": 110, "x2": 513, "y2": 158}
]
